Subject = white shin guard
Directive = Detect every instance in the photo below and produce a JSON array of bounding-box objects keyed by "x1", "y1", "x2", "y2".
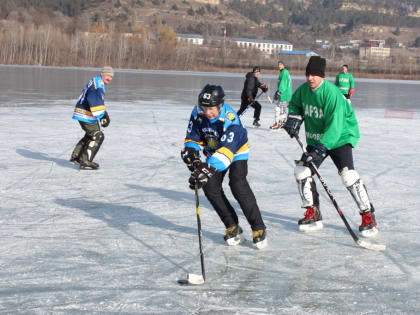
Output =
[
  {"x1": 275, "y1": 102, "x2": 288, "y2": 124},
  {"x1": 341, "y1": 169, "x2": 371, "y2": 213},
  {"x1": 295, "y1": 165, "x2": 316, "y2": 208}
]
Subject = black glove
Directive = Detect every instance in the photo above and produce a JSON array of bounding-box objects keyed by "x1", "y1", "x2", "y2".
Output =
[
  {"x1": 181, "y1": 147, "x2": 200, "y2": 172},
  {"x1": 188, "y1": 162, "x2": 217, "y2": 189},
  {"x1": 100, "y1": 111, "x2": 110, "y2": 128},
  {"x1": 260, "y1": 84, "x2": 268, "y2": 93},
  {"x1": 303, "y1": 143, "x2": 327, "y2": 168},
  {"x1": 273, "y1": 91, "x2": 280, "y2": 101},
  {"x1": 284, "y1": 114, "x2": 303, "y2": 138}
]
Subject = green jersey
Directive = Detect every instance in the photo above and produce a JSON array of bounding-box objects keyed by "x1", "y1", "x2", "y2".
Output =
[
  {"x1": 288, "y1": 80, "x2": 360, "y2": 150},
  {"x1": 335, "y1": 72, "x2": 354, "y2": 95},
  {"x1": 277, "y1": 68, "x2": 292, "y2": 101}
]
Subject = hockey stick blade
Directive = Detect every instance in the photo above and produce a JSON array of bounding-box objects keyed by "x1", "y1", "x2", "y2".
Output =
[
  {"x1": 177, "y1": 273, "x2": 205, "y2": 285},
  {"x1": 357, "y1": 240, "x2": 386, "y2": 251}
]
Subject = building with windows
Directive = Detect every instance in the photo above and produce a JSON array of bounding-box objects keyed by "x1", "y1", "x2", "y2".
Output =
[
  {"x1": 176, "y1": 34, "x2": 205, "y2": 45},
  {"x1": 176, "y1": 34, "x2": 293, "y2": 54},
  {"x1": 359, "y1": 40, "x2": 390, "y2": 59},
  {"x1": 231, "y1": 37, "x2": 292, "y2": 54}
]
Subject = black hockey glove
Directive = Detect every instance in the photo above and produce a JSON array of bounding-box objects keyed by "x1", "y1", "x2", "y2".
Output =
[
  {"x1": 284, "y1": 114, "x2": 303, "y2": 138},
  {"x1": 302, "y1": 143, "x2": 327, "y2": 168},
  {"x1": 260, "y1": 84, "x2": 268, "y2": 93},
  {"x1": 181, "y1": 147, "x2": 200, "y2": 172},
  {"x1": 188, "y1": 162, "x2": 217, "y2": 189},
  {"x1": 273, "y1": 91, "x2": 280, "y2": 101},
  {"x1": 100, "y1": 111, "x2": 110, "y2": 128}
]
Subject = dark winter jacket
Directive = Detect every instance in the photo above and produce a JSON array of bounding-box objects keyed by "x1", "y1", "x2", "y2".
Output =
[{"x1": 241, "y1": 72, "x2": 264, "y2": 101}]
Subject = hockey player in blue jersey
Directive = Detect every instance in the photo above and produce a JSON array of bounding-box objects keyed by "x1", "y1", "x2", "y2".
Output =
[
  {"x1": 181, "y1": 84, "x2": 267, "y2": 249},
  {"x1": 70, "y1": 66, "x2": 114, "y2": 170}
]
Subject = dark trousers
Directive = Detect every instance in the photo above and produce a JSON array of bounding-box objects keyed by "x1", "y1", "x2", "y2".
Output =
[
  {"x1": 302, "y1": 143, "x2": 355, "y2": 172},
  {"x1": 202, "y1": 160, "x2": 266, "y2": 231},
  {"x1": 237, "y1": 99, "x2": 262, "y2": 121}
]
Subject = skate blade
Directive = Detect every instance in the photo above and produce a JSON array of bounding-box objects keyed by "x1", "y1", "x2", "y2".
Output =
[
  {"x1": 79, "y1": 165, "x2": 99, "y2": 170},
  {"x1": 178, "y1": 273, "x2": 205, "y2": 285},
  {"x1": 254, "y1": 238, "x2": 268, "y2": 249},
  {"x1": 299, "y1": 221, "x2": 324, "y2": 232},
  {"x1": 225, "y1": 235, "x2": 242, "y2": 246},
  {"x1": 360, "y1": 227, "x2": 378, "y2": 238}
]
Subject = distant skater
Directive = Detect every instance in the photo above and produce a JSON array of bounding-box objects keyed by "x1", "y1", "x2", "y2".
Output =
[
  {"x1": 335, "y1": 64, "x2": 355, "y2": 101},
  {"x1": 237, "y1": 66, "x2": 268, "y2": 127},
  {"x1": 269, "y1": 61, "x2": 292, "y2": 130},
  {"x1": 70, "y1": 66, "x2": 114, "y2": 170}
]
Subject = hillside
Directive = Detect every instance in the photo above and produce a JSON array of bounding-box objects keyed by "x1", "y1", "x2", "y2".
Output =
[{"x1": 1, "y1": 0, "x2": 420, "y2": 47}]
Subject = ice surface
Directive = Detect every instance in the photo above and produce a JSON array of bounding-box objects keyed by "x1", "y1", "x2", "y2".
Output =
[{"x1": 1, "y1": 91, "x2": 420, "y2": 314}]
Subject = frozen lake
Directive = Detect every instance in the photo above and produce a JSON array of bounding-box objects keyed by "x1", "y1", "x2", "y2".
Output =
[{"x1": 0, "y1": 66, "x2": 420, "y2": 314}]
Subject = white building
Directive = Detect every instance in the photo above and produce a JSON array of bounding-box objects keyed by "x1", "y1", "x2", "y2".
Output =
[
  {"x1": 232, "y1": 37, "x2": 293, "y2": 54},
  {"x1": 176, "y1": 34, "x2": 204, "y2": 45},
  {"x1": 176, "y1": 34, "x2": 293, "y2": 54}
]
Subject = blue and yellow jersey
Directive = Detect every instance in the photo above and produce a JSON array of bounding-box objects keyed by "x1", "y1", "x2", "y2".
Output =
[
  {"x1": 72, "y1": 76, "x2": 107, "y2": 123},
  {"x1": 184, "y1": 104, "x2": 249, "y2": 172}
]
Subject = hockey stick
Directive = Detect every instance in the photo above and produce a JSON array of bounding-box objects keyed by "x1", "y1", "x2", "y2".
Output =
[
  {"x1": 178, "y1": 184, "x2": 206, "y2": 285},
  {"x1": 294, "y1": 135, "x2": 386, "y2": 251}
]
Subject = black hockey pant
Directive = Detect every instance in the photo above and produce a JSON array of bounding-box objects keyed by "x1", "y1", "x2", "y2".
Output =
[
  {"x1": 237, "y1": 99, "x2": 262, "y2": 121},
  {"x1": 71, "y1": 121, "x2": 102, "y2": 161},
  {"x1": 202, "y1": 160, "x2": 266, "y2": 231},
  {"x1": 300, "y1": 143, "x2": 355, "y2": 171}
]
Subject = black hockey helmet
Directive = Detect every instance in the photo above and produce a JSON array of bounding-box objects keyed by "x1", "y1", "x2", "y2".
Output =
[
  {"x1": 252, "y1": 66, "x2": 261, "y2": 73},
  {"x1": 198, "y1": 84, "x2": 225, "y2": 108}
]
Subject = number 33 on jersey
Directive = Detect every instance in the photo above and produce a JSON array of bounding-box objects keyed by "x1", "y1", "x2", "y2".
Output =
[{"x1": 184, "y1": 104, "x2": 250, "y2": 171}]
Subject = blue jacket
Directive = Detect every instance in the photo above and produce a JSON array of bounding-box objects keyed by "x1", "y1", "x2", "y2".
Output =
[
  {"x1": 72, "y1": 76, "x2": 107, "y2": 123},
  {"x1": 184, "y1": 104, "x2": 249, "y2": 172}
]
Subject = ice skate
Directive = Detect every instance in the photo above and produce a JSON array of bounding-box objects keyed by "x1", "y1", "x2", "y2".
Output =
[
  {"x1": 298, "y1": 207, "x2": 323, "y2": 231},
  {"x1": 79, "y1": 160, "x2": 99, "y2": 170},
  {"x1": 269, "y1": 122, "x2": 281, "y2": 130},
  {"x1": 224, "y1": 225, "x2": 243, "y2": 246},
  {"x1": 252, "y1": 119, "x2": 261, "y2": 128},
  {"x1": 359, "y1": 211, "x2": 378, "y2": 238},
  {"x1": 70, "y1": 153, "x2": 80, "y2": 164},
  {"x1": 252, "y1": 229, "x2": 267, "y2": 249}
]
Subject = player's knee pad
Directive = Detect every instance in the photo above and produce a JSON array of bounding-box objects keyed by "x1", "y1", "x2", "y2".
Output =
[
  {"x1": 90, "y1": 130, "x2": 104, "y2": 143},
  {"x1": 340, "y1": 169, "x2": 371, "y2": 212},
  {"x1": 294, "y1": 165, "x2": 318, "y2": 207},
  {"x1": 294, "y1": 165, "x2": 312, "y2": 181},
  {"x1": 86, "y1": 131, "x2": 104, "y2": 161}
]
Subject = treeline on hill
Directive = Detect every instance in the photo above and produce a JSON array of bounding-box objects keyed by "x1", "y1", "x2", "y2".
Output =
[
  {"x1": 1, "y1": 0, "x2": 420, "y2": 77},
  {"x1": 229, "y1": 0, "x2": 420, "y2": 38},
  {"x1": 0, "y1": 0, "x2": 87, "y2": 17}
]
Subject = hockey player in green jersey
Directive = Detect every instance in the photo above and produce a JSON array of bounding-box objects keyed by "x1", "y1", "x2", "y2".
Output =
[
  {"x1": 335, "y1": 64, "x2": 355, "y2": 100},
  {"x1": 284, "y1": 56, "x2": 378, "y2": 238},
  {"x1": 270, "y1": 61, "x2": 292, "y2": 129}
]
